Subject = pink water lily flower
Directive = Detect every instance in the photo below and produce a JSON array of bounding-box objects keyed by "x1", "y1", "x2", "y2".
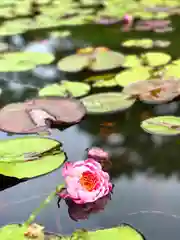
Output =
[
  {"x1": 59, "y1": 159, "x2": 112, "y2": 204},
  {"x1": 87, "y1": 147, "x2": 109, "y2": 161}
]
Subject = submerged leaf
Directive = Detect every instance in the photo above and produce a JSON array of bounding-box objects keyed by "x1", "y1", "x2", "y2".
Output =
[
  {"x1": 81, "y1": 92, "x2": 135, "y2": 114},
  {"x1": 141, "y1": 116, "x2": 180, "y2": 136}
]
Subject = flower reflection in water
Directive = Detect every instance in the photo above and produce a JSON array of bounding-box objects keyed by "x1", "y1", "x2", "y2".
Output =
[{"x1": 64, "y1": 193, "x2": 112, "y2": 222}]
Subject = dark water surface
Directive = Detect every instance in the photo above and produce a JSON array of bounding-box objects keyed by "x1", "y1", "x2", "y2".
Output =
[{"x1": 0, "y1": 14, "x2": 180, "y2": 240}]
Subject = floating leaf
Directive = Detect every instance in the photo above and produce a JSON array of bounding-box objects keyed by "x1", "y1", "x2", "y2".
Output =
[
  {"x1": 141, "y1": 52, "x2": 171, "y2": 67},
  {"x1": 0, "y1": 42, "x2": 9, "y2": 52},
  {"x1": 0, "y1": 24, "x2": 27, "y2": 36},
  {"x1": 92, "y1": 79, "x2": 117, "y2": 87},
  {"x1": 0, "y1": 59, "x2": 35, "y2": 72},
  {"x1": 57, "y1": 49, "x2": 124, "y2": 72},
  {"x1": 0, "y1": 223, "x2": 144, "y2": 240},
  {"x1": 38, "y1": 84, "x2": 67, "y2": 97},
  {"x1": 39, "y1": 81, "x2": 91, "y2": 98},
  {"x1": 0, "y1": 224, "x2": 27, "y2": 240},
  {"x1": 50, "y1": 30, "x2": 71, "y2": 38},
  {"x1": 123, "y1": 78, "x2": 180, "y2": 104},
  {"x1": 163, "y1": 65, "x2": 180, "y2": 78},
  {"x1": 153, "y1": 40, "x2": 171, "y2": 48},
  {"x1": 73, "y1": 224, "x2": 144, "y2": 240},
  {"x1": 171, "y1": 58, "x2": 180, "y2": 66},
  {"x1": 22, "y1": 51, "x2": 55, "y2": 65},
  {"x1": 84, "y1": 74, "x2": 116, "y2": 82},
  {"x1": 122, "y1": 39, "x2": 153, "y2": 49},
  {"x1": 122, "y1": 55, "x2": 142, "y2": 68},
  {"x1": 0, "y1": 137, "x2": 65, "y2": 178},
  {"x1": 0, "y1": 51, "x2": 55, "y2": 72},
  {"x1": 89, "y1": 50, "x2": 125, "y2": 71},
  {"x1": 0, "y1": 98, "x2": 86, "y2": 134},
  {"x1": 141, "y1": 116, "x2": 180, "y2": 136},
  {"x1": 116, "y1": 67, "x2": 150, "y2": 87},
  {"x1": 57, "y1": 54, "x2": 89, "y2": 72},
  {"x1": 81, "y1": 92, "x2": 135, "y2": 114},
  {"x1": 60, "y1": 81, "x2": 91, "y2": 97}
]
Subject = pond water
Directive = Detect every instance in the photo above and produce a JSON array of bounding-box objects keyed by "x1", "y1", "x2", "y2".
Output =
[{"x1": 0, "y1": 9, "x2": 180, "y2": 240}]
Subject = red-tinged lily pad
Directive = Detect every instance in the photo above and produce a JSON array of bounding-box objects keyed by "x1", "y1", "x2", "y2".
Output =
[
  {"x1": 0, "y1": 97, "x2": 86, "y2": 134},
  {"x1": 135, "y1": 19, "x2": 172, "y2": 32},
  {"x1": 123, "y1": 79, "x2": 180, "y2": 104},
  {"x1": 94, "y1": 16, "x2": 121, "y2": 25}
]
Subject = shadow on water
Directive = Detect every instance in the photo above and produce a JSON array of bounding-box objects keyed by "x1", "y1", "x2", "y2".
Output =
[{"x1": 1, "y1": 8, "x2": 180, "y2": 240}]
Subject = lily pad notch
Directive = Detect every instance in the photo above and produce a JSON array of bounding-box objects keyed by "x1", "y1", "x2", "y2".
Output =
[{"x1": 0, "y1": 136, "x2": 66, "y2": 179}]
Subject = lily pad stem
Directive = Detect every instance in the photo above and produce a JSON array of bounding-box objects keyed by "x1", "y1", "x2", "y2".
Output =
[{"x1": 24, "y1": 184, "x2": 65, "y2": 226}]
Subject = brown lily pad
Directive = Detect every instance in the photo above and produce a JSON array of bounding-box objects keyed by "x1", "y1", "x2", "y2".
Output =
[
  {"x1": 135, "y1": 20, "x2": 172, "y2": 32},
  {"x1": 0, "y1": 97, "x2": 86, "y2": 134},
  {"x1": 123, "y1": 79, "x2": 180, "y2": 104}
]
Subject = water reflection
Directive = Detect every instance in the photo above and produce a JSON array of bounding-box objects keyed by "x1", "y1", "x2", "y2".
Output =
[{"x1": 0, "y1": 15, "x2": 180, "y2": 240}]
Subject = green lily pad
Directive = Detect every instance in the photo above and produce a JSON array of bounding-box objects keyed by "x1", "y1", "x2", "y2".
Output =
[
  {"x1": 57, "y1": 54, "x2": 89, "y2": 72},
  {"x1": 0, "y1": 51, "x2": 55, "y2": 72},
  {"x1": 163, "y1": 65, "x2": 180, "y2": 78},
  {"x1": 0, "y1": 224, "x2": 144, "y2": 240},
  {"x1": 172, "y1": 59, "x2": 180, "y2": 66},
  {"x1": 81, "y1": 92, "x2": 135, "y2": 114},
  {"x1": 141, "y1": 116, "x2": 180, "y2": 136},
  {"x1": 17, "y1": 52, "x2": 55, "y2": 65},
  {"x1": 0, "y1": 42, "x2": 9, "y2": 52},
  {"x1": 122, "y1": 55, "x2": 142, "y2": 68},
  {"x1": 0, "y1": 60, "x2": 35, "y2": 72},
  {"x1": 61, "y1": 81, "x2": 91, "y2": 97},
  {"x1": 50, "y1": 30, "x2": 71, "y2": 38},
  {"x1": 153, "y1": 40, "x2": 171, "y2": 48},
  {"x1": 39, "y1": 81, "x2": 91, "y2": 98},
  {"x1": 87, "y1": 224, "x2": 144, "y2": 240},
  {"x1": 122, "y1": 39, "x2": 153, "y2": 49},
  {"x1": 38, "y1": 84, "x2": 66, "y2": 97},
  {"x1": 0, "y1": 136, "x2": 65, "y2": 179},
  {"x1": 141, "y1": 52, "x2": 171, "y2": 67},
  {"x1": 116, "y1": 67, "x2": 150, "y2": 87},
  {"x1": 84, "y1": 74, "x2": 116, "y2": 82},
  {"x1": 92, "y1": 79, "x2": 117, "y2": 87},
  {"x1": 0, "y1": 224, "x2": 27, "y2": 240},
  {"x1": 90, "y1": 50, "x2": 124, "y2": 71},
  {"x1": 57, "y1": 50, "x2": 124, "y2": 72},
  {"x1": 0, "y1": 23, "x2": 27, "y2": 36}
]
